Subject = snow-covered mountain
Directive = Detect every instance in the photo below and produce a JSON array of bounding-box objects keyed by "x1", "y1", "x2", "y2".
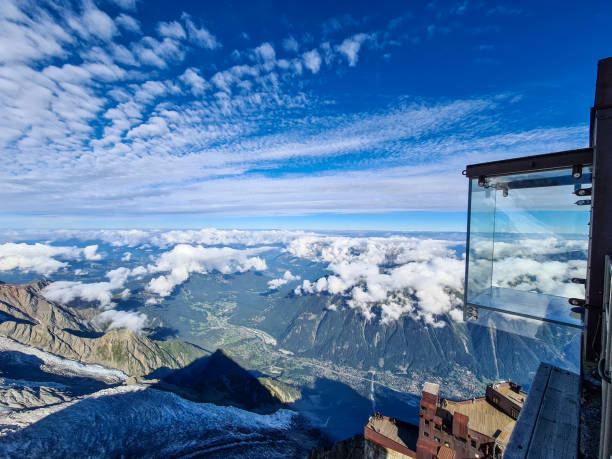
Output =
[
  {"x1": 0, "y1": 282, "x2": 322, "y2": 458},
  {"x1": 2, "y1": 383, "x2": 317, "y2": 458}
]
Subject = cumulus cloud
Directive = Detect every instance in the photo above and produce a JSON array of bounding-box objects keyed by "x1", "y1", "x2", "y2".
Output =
[
  {"x1": 147, "y1": 228, "x2": 308, "y2": 248},
  {"x1": 0, "y1": 243, "x2": 74, "y2": 276},
  {"x1": 302, "y1": 49, "x2": 322, "y2": 73},
  {"x1": 40, "y1": 261, "x2": 148, "y2": 330},
  {"x1": 0, "y1": 242, "x2": 103, "y2": 276},
  {"x1": 116, "y1": 14, "x2": 141, "y2": 34},
  {"x1": 108, "y1": 0, "x2": 138, "y2": 11},
  {"x1": 93, "y1": 309, "x2": 148, "y2": 333},
  {"x1": 469, "y1": 236, "x2": 588, "y2": 298},
  {"x1": 337, "y1": 33, "x2": 372, "y2": 66},
  {"x1": 156, "y1": 20, "x2": 186, "y2": 40},
  {"x1": 82, "y1": 3, "x2": 117, "y2": 41},
  {"x1": 127, "y1": 116, "x2": 169, "y2": 138},
  {"x1": 83, "y1": 244, "x2": 103, "y2": 260},
  {"x1": 146, "y1": 244, "x2": 268, "y2": 297},
  {"x1": 181, "y1": 13, "x2": 219, "y2": 49},
  {"x1": 0, "y1": 228, "x2": 312, "y2": 250},
  {"x1": 291, "y1": 235, "x2": 464, "y2": 325},
  {"x1": 179, "y1": 67, "x2": 209, "y2": 95},
  {"x1": 254, "y1": 42, "x2": 276, "y2": 62},
  {"x1": 282, "y1": 36, "x2": 299, "y2": 53},
  {"x1": 121, "y1": 251, "x2": 132, "y2": 261},
  {"x1": 41, "y1": 266, "x2": 135, "y2": 309},
  {"x1": 268, "y1": 270, "x2": 300, "y2": 290}
]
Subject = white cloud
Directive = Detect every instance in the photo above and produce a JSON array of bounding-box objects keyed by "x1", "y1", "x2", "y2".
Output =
[
  {"x1": 449, "y1": 308, "x2": 464, "y2": 322},
  {"x1": 147, "y1": 228, "x2": 308, "y2": 248},
  {"x1": 93, "y1": 309, "x2": 148, "y2": 333},
  {"x1": 83, "y1": 244, "x2": 103, "y2": 260},
  {"x1": 254, "y1": 42, "x2": 276, "y2": 68},
  {"x1": 42, "y1": 280, "x2": 116, "y2": 309},
  {"x1": 0, "y1": 2, "x2": 73, "y2": 64},
  {"x1": 268, "y1": 270, "x2": 300, "y2": 290},
  {"x1": 337, "y1": 33, "x2": 372, "y2": 66},
  {"x1": 282, "y1": 36, "x2": 299, "y2": 53},
  {"x1": 179, "y1": 68, "x2": 208, "y2": 95},
  {"x1": 157, "y1": 20, "x2": 186, "y2": 40},
  {"x1": 0, "y1": 242, "x2": 94, "y2": 276},
  {"x1": 146, "y1": 244, "x2": 268, "y2": 297},
  {"x1": 131, "y1": 36, "x2": 184, "y2": 67},
  {"x1": 41, "y1": 266, "x2": 134, "y2": 309},
  {"x1": 82, "y1": 3, "x2": 117, "y2": 41},
  {"x1": 121, "y1": 251, "x2": 132, "y2": 261},
  {"x1": 181, "y1": 13, "x2": 219, "y2": 49},
  {"x1": 127, "y1": 116, "x2": 169, "y2": 138},
  {"x1": 291, "y1": 235, "x2": 464, "y2": 325},
  {"x1": 302, "y1": 49, "x2": 322, "y2": 73},
  {"x1": 108, "y1": 0, "x2": 138, "y2": 11},
  {"x1": 0, "y1": 0, "x2": 589, "y2": 225},
  {"x1": 40, "y1": 264, "x2": 148, "y2": 333},
  {"x1": 116, "y1": 14, "x2": 141, "y2": 34}
]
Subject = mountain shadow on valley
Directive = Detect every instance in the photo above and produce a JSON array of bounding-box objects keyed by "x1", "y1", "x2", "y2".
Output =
[
  {"x1": 0, "y1": 388, "x2": 321, "y2": 459},
  {"x1": 151, "y1": 349, "x2": 283, "y2": 414}
]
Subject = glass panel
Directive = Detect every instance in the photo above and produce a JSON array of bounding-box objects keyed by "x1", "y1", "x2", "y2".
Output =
[
  {"x1": 465, "y1": 178, "x2": 496, "y2": 304},
  {"x1": 465, "y1": 167, "x2": 591, "y2": 327},
  {"x1": 470, "y1": 309, "x2": 581, "y2": 377}
]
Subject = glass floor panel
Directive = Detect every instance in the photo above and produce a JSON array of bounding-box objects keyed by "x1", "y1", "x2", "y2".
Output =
[{"x1": 468, "y1": 287, "x2": 583, "y2": 328}]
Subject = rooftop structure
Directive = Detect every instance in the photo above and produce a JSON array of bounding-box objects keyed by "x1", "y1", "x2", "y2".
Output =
[
  {"x1": 416, "y1": 380, "x2": 525, "y2": 459},
  {"x1": 364, "y1": 413, "x2": 418, "y2": 458},
  {"x1": 365, "y1": 380, "x2": 524, "y2": 459}
]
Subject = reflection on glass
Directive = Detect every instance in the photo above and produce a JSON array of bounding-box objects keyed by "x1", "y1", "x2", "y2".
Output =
[
  {"x1": 470, "y1": 308, "x2": 581, "y2": 377},
  {"x1": 465, "y1": 167, "x2": 591, "y2": 327}
]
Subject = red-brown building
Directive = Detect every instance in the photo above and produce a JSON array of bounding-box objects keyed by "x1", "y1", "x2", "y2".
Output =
[
  {"x1": 416, "y1": 381, "x2": 526, "y2": 459},
  {"x1": 365, "y1": 380, "x2": 526, "y2": 459}
]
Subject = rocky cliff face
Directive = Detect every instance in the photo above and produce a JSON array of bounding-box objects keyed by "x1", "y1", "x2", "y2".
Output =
[
  {"x1": 309, "y1": 434, "x2": 391, "y2": 459},
  {"x1": 0, "y1": 280, "x2": 204, "y2": 377},
  {"x1": 254, "y1": 291, "x2": 579, "y2": 391}
]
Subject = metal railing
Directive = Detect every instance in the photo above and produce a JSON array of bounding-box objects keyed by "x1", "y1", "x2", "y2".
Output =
[{"x1": 599, "y1": 255, "x2": 612, "y2": 459}]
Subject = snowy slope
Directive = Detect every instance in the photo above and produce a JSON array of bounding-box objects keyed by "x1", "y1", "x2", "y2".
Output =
[{"x1": 0, "y1": 385, "x2": 317, "y2": 458}]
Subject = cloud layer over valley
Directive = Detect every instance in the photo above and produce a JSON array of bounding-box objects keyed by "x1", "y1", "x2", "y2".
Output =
[{"x1": 0, "y1": 228, "x2": 590, "y2": 332}]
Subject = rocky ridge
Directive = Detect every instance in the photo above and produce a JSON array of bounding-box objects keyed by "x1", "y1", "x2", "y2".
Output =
[{"x1": 0, "y1": 280, "x2": 204, "y2": 376}]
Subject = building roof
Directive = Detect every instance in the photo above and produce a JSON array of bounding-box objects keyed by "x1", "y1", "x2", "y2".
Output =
[
  {"x1": 423, "y1": 382, "x2": 439, "y2": 396},
  {"x1": 445, "y1": 398, "x2": 516, "y2": 446},
  {"x1": 366, "y1": 414, "x2": 419, "y2": 452},
  {"x1": 436, "y1": 445, "x2": 456, "y2": 459},
  {"x1": 495, "y1": 383, "x2": 527, "y2": 407}
]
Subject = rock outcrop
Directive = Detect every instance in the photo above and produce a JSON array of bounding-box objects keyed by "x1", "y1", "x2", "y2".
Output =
[{"x1": 0, "y1": 280, "x2": 204, "y2": 377}]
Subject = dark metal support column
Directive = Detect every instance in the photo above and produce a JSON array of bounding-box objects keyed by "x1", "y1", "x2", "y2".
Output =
[{"x1": 585, "y1": 57, "x2": 612, "y2": 361}]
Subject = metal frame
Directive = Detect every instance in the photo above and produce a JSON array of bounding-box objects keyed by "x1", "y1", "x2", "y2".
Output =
[
  {"x1": 463, "y1": 57, "x2": 612, "y2": 367},
  {"x1": 465, "y1": 147, "x2": 593, "y2": 179},
  {"x1": 586, "y1": 57, "x2": 612, "y2": 364},
  {"x1": 462, "y1": 151, "x2": 592, "y2": 327},
  {"x1": 601, "y1": 255, "x2": 612, "y2": 458},
  {"x1": 462, "y1": 179, "x2": 473, "y2": 322}
]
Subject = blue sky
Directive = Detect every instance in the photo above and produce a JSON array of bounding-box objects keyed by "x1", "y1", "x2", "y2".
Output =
[{"x1": 0, "y1": 0, "x2": 610, "y2": 230}]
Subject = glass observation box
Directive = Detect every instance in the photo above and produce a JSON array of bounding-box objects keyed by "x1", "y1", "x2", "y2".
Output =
[{"x1": 464, "y1": 148, "x2": 594, "y2": 328}]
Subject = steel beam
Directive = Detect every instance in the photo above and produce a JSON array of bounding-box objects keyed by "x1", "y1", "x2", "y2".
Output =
[{"x1": 586, "y1": 57, "x2": 612, "y2": 363}]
